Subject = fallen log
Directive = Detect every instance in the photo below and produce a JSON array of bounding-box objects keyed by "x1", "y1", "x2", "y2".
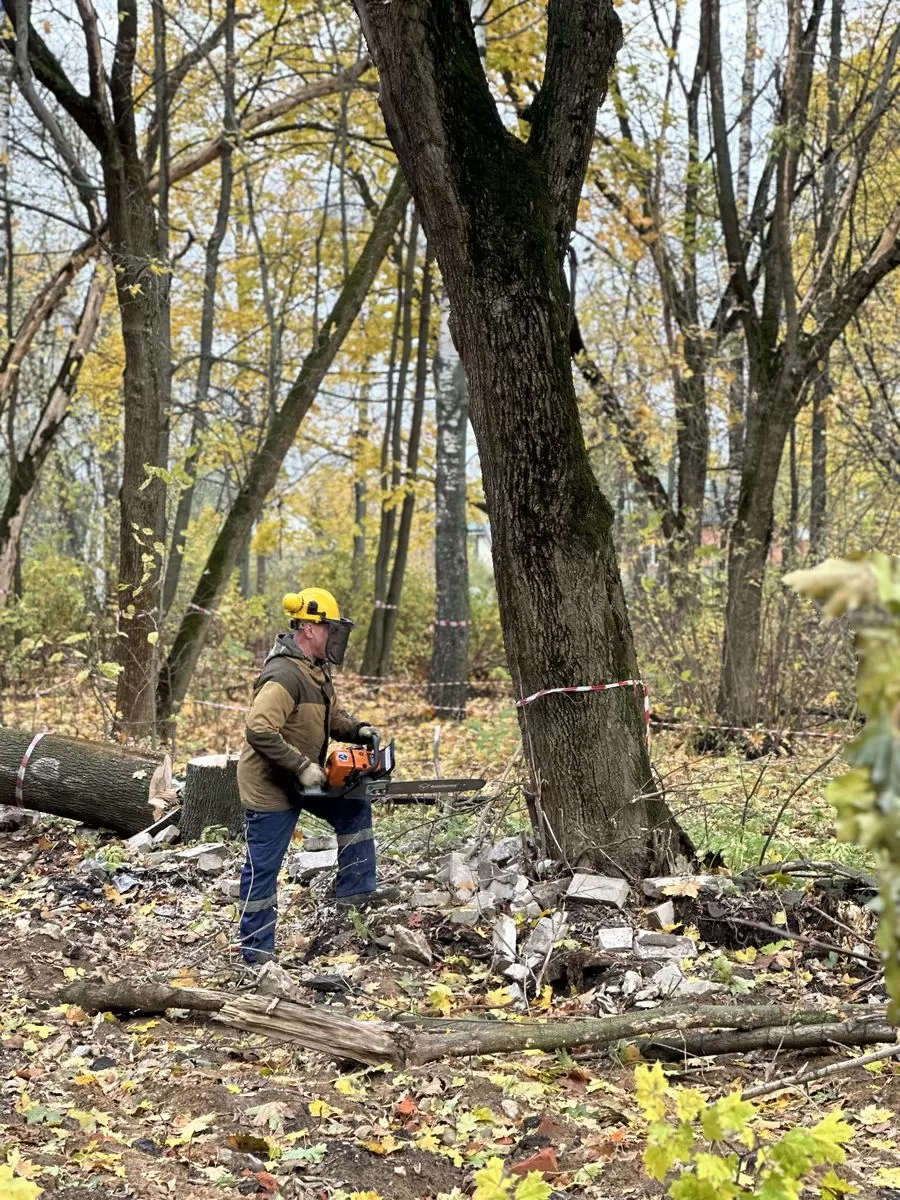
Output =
[
  {"x1": 217, "y1": 995, "x2": 416, "y2": 1066},
  {"x1": 180, "y1": 754, "x2": 243, "y2": 841},
  {"x1": 54, "y1": 979, "x2": 894, "y2": 1069},
  {"x1": 58, "y1": 979, "x2": 229, "y2": 1013},
  {"x1": 0, "y1": 729, "x2": 167, "y2": 835},
  {"x1": 637, "y1": 1017, "x2": 897, "y2": 1061},
  {"x1": 402, "y1": 1003, "x2": 889, "y2": 1066}
]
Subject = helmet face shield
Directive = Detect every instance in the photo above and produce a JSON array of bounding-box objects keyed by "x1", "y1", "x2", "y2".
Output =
[{"x1": 324, "y1": 616, "x2": 354, "y2": 665}]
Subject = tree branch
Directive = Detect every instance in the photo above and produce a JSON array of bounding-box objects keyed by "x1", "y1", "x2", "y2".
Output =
[
  {"x1": 527, "y1": 0, "x2": 622, "y2": 261},
  {"x1": 110, "y1": 0, "x2": 138, "y2": 148},
  {"x1": 798, "y1": 21, "x2": 900, "y2": 325},
  {"x1": 0, "y1": 0, "x2": 103, "y2": 142},
  {"x1": 73, "y1": 0, "x2": 111, "y2": 126},
  {"x1": 570, "y1": 314, "x2": 677, "y2": 540},
  {"x1": 803, "y1": 202, "x2": 900, "y2": 374},
  {"x1": 2, "y1": 0, "x2": 103, "y2": 221},
  {"x1": 143, "y1": 14, "x2": 236, "y2": 176},
  {"x1": 707, "y1": 0, "x2": 759, "y2": 361},
  {"x1": 158, "y1": 58, "x2": 371, "y2": 190}
]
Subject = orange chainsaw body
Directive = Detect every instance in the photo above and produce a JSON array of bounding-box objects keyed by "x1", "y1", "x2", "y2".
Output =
[{"x1": 324, "y1": 746, "x2": 373, "y2": 788}]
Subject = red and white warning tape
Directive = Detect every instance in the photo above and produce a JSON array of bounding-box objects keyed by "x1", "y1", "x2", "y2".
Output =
[
  {"x1": 188, "y1": 603, "x2": 220, "y2": 618},
  {"x1": 433, "y1": 619, "x2": 469, "y2": 628},
  {"x1": 516, "y1": 679, "x2": 650, "y2": 740},
  {"x1": 15, "y1": 732, "x2": 46, "y2": 807}
]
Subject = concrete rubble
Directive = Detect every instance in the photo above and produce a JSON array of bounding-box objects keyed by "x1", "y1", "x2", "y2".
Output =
[
  {"x1": 392, "y1": 925, "x2": 433, "y2": 966},
  {"x1": 648, "y1": 900, "x2": 676, "y2": 930},
  {"x1": 634, "y1": 931, "x2": 698, "y2": 961},
  {"x1": 492, "y1": 914, "x2": 517, "y2": 967},
  {"x1": 566, "y1": 873, "x2": 630, "y2": 908},
  {"x1": 287, "y1": 848, "x2": 338, "y2": 881},
  {"x1": 596, "y1": 926, "x2": 634, "y2": 954}
]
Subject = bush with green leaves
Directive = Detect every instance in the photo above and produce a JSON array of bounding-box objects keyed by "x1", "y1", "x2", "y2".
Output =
[
  {"x1": 784, "y1": 553, "x2": 900, "y2": 1015},
  {"x1": 635, "y1": 1061, "x2": 854, "y2": 1199}
]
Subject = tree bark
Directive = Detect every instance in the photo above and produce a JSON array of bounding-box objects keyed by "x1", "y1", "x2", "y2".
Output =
[
  {"x1": 428, "y1": 293, "x2": 470, "y2": 720},
  {"x1": 717, "y1": 386, "x2": 794, "y2": 726},
  {"x1": 180, "y1": 754, "x2": 243, "y2": 841},
  {"x1": 353, "y1": 0, "x2": 687, "y2": 875},
  {"x1": 0, "y1": 729, "x2": 164, "y2": 834},
  {"x1": 58, "y1": 980, "x2": 229, "y2": 1014},
  {"x1": 157, "y1": 171, "x2": 409, "y2": 729},
  {"x1": 810, "y1": 384, "x2": 827, "y2": 556},
  {"x1": 351, "y1": 392, "x2": 370, "y2": 603},
  {"x1": 639, "y1": 1017, "x2": 897, "y2": 1062}
]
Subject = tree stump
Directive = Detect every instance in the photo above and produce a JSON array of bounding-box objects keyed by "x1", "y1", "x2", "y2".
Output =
[
  {"x1": 0, "y1": 728, "x2": 166, "y2": 835},
  {"x1": 180, "y1": 754, "x2": 243, "y2": 841}
]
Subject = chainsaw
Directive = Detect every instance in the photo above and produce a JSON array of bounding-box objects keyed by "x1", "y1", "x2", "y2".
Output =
[{"x1": 297, "y1": 735, "x2": 486, "y2": 808}]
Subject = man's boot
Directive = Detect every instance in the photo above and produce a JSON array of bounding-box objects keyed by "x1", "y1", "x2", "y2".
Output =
[{"x1": 335, "y1": 885, "x2": 400, "y2": 909}]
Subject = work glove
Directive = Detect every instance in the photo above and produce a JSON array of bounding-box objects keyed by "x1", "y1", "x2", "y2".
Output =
[
  {"x1": 297, "y1": 761, "x2": 326, "y2": 789},
  {"x1": 356, "y1": 724, "x2": 379, "y2": 747}
]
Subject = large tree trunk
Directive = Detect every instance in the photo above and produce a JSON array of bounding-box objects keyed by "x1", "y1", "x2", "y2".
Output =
[
  {"x1": 157, "y1": 171, "x2": 409, "y2": 729},
  {"x1": 717, "y1": 387, "x2": 793, "y2": 725},
  {"x1": 0, "y1": 729, "x2": 164, "y2": 834},
  {"x1": 428, "y1": 294, "x2": 470, "y2": 720},
  {"x1": 103, "y1": 0, "x2": 171, "y2": 740},
  {"x1": 353, "y1": 0, "x2": 688, "y2": 876}
]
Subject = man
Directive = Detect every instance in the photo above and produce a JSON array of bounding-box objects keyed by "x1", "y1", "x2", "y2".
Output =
[{"x1": 237, "y1": 587, "x2": 393, "y2": 964}]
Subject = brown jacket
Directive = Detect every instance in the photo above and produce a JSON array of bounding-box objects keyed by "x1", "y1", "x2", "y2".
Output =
[{"x1": 237, "y1": 633, "x2": 362, "y2": 812}]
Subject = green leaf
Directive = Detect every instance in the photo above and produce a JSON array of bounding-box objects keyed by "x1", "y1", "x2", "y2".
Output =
[
  {"x1": 634, "y1": 1061, "x2": 668, "y2": 1121},
  {"x1": 0, "y1": 1165, "x2": 42, "y2": 1200},
  {"x1": 514, "y1": 1174, "x2": 552, "y2": 1200},
  {"x1": 700, "y1": 1092, "x2": 756, "y2": 1143}
]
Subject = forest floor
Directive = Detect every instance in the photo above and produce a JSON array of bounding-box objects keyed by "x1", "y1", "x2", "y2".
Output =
[{"x1": 1, "y1": 675, "x2": 899, "y2": 1200}]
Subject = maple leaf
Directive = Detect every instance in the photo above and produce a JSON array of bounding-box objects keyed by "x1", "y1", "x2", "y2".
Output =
[
  {"x1": 307, "y1": 1099, "x2": 336, "y2": 1120},
  {"x1": 250, "y1": 1100, "x2": 294, "y2": 1130},
  {"x1": 662, "y1": 880, "x2": 702, "y2": 898},
  {"x1": 362, "y1": 1134, "x2": 404, "y2": 1155},
  {"x1": 169, "y1": 1112, "x2": 216, "y2": 1144},
  {"x1": 0, "y1": 1165, "x2": 42, "y2": 1200}
]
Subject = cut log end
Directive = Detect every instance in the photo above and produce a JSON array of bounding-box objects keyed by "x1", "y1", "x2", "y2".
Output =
[{"x1": 180, "y1": 752, "x2": 243, "y2": 841}]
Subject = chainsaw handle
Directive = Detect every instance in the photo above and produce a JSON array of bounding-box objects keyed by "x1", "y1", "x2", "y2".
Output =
[{"x1": 368, "y1": 731, "x2": 380, "y2": 761}]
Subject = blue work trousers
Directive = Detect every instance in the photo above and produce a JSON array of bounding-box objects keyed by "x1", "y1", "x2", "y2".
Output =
[{"x1": 239, "y1": 793, "x2": 375, "y2": 962}]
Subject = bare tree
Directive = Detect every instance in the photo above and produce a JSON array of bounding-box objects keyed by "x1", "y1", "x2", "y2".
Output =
[
  {"x1": 428, "y1": 295, "x2": 470, "y2": 719},
  {"x1": 594, "y1": 0, "x2": 900, "y2": 725},
  {"x1": 711, "y1": 0, "x2": 900, "y2": 724},
  {"x1": 162, "y1": 0, "x2": 237, "y2": 617}
]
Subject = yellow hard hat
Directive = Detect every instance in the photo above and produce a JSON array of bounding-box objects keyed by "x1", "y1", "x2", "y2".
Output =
[{"x1": 283, "y1": 587, "x2": 341, "y2": 624}]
